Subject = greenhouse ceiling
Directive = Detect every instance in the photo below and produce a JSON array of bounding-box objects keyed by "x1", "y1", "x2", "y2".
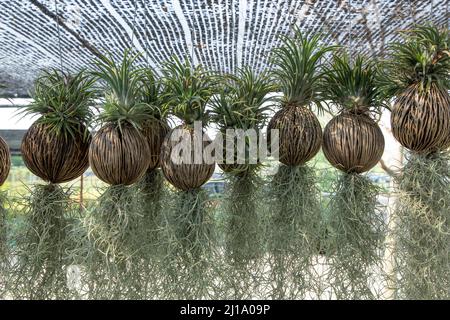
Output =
[{"x1": 0, "y1": 0, "x2": 449, "y2": 98}]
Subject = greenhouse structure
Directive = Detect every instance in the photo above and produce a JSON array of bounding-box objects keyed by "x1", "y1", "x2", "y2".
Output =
[{"x1": 0, "y1": 0, "x2": 449, "y2": 302}]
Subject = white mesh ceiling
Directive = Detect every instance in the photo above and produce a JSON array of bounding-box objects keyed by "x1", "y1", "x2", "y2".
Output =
[{"x1": 0, "y1": 0, "x2": 449, "y2": 97}]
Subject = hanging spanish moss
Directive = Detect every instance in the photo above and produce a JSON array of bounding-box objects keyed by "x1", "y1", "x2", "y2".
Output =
[
  {"x1": 325, "y1": 173, "x2": 386, "y2": 299},
  {"x1": 132, "y1": 169, "x2": 168, "y2": 298},
  {"x1": 75, "y1": 184, "x2": 152, "y2": 299},
  {"x1": 265, "y1": 164, "x2": 323, "y2": 299},
  {"x1": 158, "y1": 188, "x2": 217, "y2": 299},
  {"x1": 136, "y1": 169, "x2": 166, "y2": 252},
  {"x1": 7, "y1": 184, "x2": 79, "y2": 299},
  {"x1": 391, "y1": 152, "x2": 450, "y2": 299},
  {"x1": 0, "y1": 190, "x2": 8, "y2": 298},
  {"x1": 218, "y1": 171, "x2": 264, "y2": 299},
  {"x1": 0, "y1": 191, "x2": 7, "y2": 264}
]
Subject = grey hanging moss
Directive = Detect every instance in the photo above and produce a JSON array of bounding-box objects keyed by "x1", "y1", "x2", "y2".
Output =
[
  {"x1": 265, "y1": 164, "x2": 324, "y2": 299},
  {"x1": 325, "y1": 173, "x2": 387, "y2": 299},
  {"x1": 392, "y1": 152, "x2": 450, "y2": 299}
]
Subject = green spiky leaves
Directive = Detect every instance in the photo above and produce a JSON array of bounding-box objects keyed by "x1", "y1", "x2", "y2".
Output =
[
  {"x1": 22, "y1": 68, "x2": 96, "y2": 140},
  {"x1": 161, "y1": 56, "x2": 216, "y2": 126},
  {"x1": 271, "y1": 27, "x2": 336, "y2": 109},
  {"x1": 210, "y1": 66, "x2": 276, "y2": 131},
  {"x1": 323, "y1": 54, "x2": 389, "y2": 115},
  {"x1": 139, "y1": 68, "x2": 169, "y2": 121},
  {"x1": 380, "y1": 24, "x2": 450, "y2": 96},
  {"x1": 93, "y1": 50, "x2": 156, "y2": 131}
]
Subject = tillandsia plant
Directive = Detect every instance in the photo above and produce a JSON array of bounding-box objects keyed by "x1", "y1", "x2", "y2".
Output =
[
  {"x1": 128, "y1": 67, "x2": 171, "y2": 297},
  {"x1": 265, "y1": 28, "x2": 334, "y2": 299},
  {"x1": 321, "y1": 54, "x2": 387, "y2": 299},
  {"x1": 158, "y1": 56, "x2": 216, "y2": 299},
  {"x1": 210, "y1": 66, "x2": 275, "y2": 299},
  {"x1": 9, "y1": 68, "x2": 95, "y2": 299},
  {"x1": 135, "y1": 67, "x2": 170, "y2": 256},
  {"x1": 380, "y1": 24, "x2": 450, "y2": 153},
  {"x1": 0, "y1": 136, "x2": 10, "y2": 298},
  {"x1": 380, "y1": 24, "x2": 450, "y2": 299},
  {"x1": 80, "y1": 50, "x2": 152, "y2": 299}
]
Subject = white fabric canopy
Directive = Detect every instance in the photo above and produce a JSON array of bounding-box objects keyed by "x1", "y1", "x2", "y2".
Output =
[{"x1": 0, "y1": 0, "x2": 448, "y2": 97}]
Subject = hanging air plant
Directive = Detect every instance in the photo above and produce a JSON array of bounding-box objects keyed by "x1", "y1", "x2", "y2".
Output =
[
  {"x1": 76, "y1": 51, "x2": 153, "y2": 299},
  {"x1": 380, "y1": 24, "x2": 450, "y2": 299},
  {"x1": 381, "y1": 25, "x2": 450, "y2": 153},
  {"x1": 158, "y1": 56, "x2": 216, "y2": 299},
  {"x1": 9, "y1": 69, "x2": 95, "y2": 299},
  {"x1": 265, "y1": 28, "x2": 334, "y2": 299},
  {"x1": 135, "y1": 68, "x2": 170, "y2": 258},
  {"x1": 210, "y1": 66, "x2": 275, "y2": 298},
  {"x1": 126, "y1": 68, "x2": 171, "y2": 297},
  {"x1": 322, "y1": 54, "x2": 387, "y2": 299}
]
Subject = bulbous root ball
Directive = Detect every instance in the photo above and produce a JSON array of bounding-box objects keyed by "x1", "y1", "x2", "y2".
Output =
[
  {"x1": 391, "y1": 84, "x2": 450, "y2": 153},
  {"x1": 323, "y1": 113, "x2": 385, "y2": 174},
  {"x1": 141, "y1": 119, "x2": 170, "y2": 171},
  {"x1": 0, "y1": 136, "x2": 11, "y2": 186},
  {"x1": 89, "y1": 124, "x2": 150, "y2": 186},
  {"x1": 21, "y1": 121, "x2": 90, "y2": 184},
  {"x1": 217, "y1": 130, "x2": 262, "y2": 174},
  {"x1": 160, "y1": 125, "x2": 215, "y2": 191},
  {"x1": 267, "y1": 105, "x2": 322, "y2": 166}
]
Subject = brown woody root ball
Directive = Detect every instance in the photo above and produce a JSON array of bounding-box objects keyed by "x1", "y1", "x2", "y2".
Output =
[
  {"x1": 323, "y1": 112, "x2": 385, "y2": 174},
  {"x1": 89, "y1": 124, "x2": 150, "y2": 186},
  {"x1": 141, "y1": 119, "x2": 170, "y2": 171},
  {"x1": 160, "y1": 125, "x2": 215, "y2": 191},
  {"x1": 21, "y1": 121, "x2": 90, "y2": 183},
  {"x1": 391, "y1": 84, "x2": 450, "y2": 153},
  {"x1": 267, "y1": 105, "x2": 322, "y2": 166}
]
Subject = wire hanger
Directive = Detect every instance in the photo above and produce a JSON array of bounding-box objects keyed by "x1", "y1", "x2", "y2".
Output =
[
  {"x1": 348, "y1": 0, "x2": 353, "y2": 63},
  {"x1": 54, "y1": 0, "x2": 64, "y2": 71}
]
